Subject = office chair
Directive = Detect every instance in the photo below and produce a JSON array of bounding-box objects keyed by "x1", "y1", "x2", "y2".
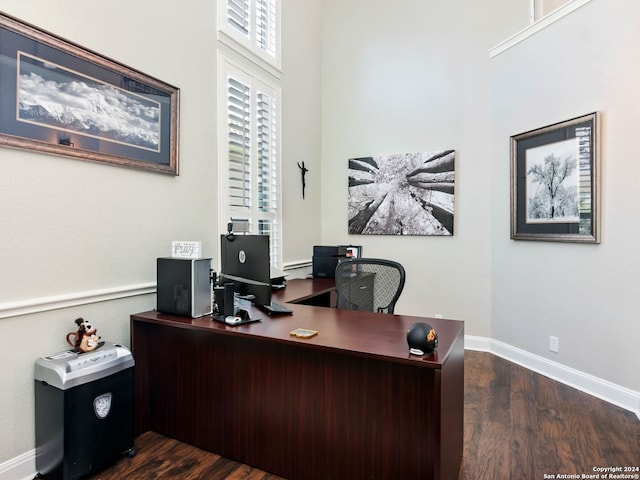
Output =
[{"x1": 335, "y1": 258, "x2": 406, "y2": 314}]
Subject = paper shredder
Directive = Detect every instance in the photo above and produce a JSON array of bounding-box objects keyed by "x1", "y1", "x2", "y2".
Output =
[{"x1": 34, "y1": 342, "x2": 135, "y2": 480}]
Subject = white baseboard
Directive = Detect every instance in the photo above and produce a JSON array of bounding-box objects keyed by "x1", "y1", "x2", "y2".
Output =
[
  {"x1": 0, "y1": 448, "x2": 35, "y2": 480},
  {"x1": 3, "y1": 336, "x2": 638, "y2": 480},
  {"x1": 465, "y1": 335, "x2": 640, "y2": 420}
]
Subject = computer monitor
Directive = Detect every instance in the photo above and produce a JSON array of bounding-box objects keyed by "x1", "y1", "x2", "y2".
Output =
[{"x1": 219, "y1": 234, "x2": 271, "y2": 306}]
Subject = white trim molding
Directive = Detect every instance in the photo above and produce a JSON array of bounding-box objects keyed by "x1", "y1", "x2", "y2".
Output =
[
  {"x1": 489, "y1": 0, "x2": 593, "y2": 58},
  {"x1": 465, "y1": 335, "x2": 640, "y2": 420},
  {"x1": 0, "y1": 283, "x2": 156, "y2": 319},
  {"x1": 0, "y1": 448, "x2": 35, "y2": 480},
  {"x1": 282, "y1": 260, "x2": 312, "y2": 271}
]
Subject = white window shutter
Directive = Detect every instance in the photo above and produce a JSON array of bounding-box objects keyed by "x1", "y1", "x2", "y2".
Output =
[
  {"x1": 227, "y1": 0, "x2": 250, "y2": 37},
  {"x1": 227, "y1": 76, "x2": 251, "y2": 211},
  {"x1": 257, "y1": 91, "x2": 277, "y2": 213},
  {"x1": 255, "y1": 0, "x2": 277, "y2": 57}
]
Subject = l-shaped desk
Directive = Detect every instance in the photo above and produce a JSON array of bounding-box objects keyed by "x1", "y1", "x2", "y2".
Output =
[{"x1": 130, "y1": 278, "x2": 464, "y2": 480}]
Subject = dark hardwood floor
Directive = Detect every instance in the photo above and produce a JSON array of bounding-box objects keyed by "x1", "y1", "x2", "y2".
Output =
[
  {"x1": 460, "y1": 351, "x2": 639, "y2": 479},
  {"x1": 86, "y1": 431, "x2": 283, "y2": 480},
  {"x1": 87, "y1": 351, "x2": 640, "y2": 480}
]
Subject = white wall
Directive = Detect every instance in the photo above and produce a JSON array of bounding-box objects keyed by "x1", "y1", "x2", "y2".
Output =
[
  {"x1": 489, "y1": 0, "x2": 640, "y2": 391},
  {"x1": 0, "y1": 1, "x2": 217, "y2": 463},
  {"x1": 320, "y1": 0, "x2": 529, "y2": 335},
  {"x1": 281, "y1": 0, "x2": 323, "y2": 264},
  {"x1": 0, "y1": 0, "x2": 322, "y2": 465},
  {"x1": 320, "y1": 0, "x2": 639, "y2": 397}
]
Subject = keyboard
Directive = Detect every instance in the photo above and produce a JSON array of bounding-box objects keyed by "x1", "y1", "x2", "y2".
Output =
[{"x1": 261, "y1": 300, "x2": 293, "y2": 315}]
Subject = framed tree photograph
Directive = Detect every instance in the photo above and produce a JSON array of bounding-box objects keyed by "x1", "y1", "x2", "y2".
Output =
[
  {"x1": 510, "y1": 112, "x2": 600, "y2": 243},
  {"x1": 0, "y1": 12, "x2": 179, "y2": 175}
]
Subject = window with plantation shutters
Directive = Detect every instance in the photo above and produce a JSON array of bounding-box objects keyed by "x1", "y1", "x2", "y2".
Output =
[
  {"x1": 217, "y1": 0, "x2": 281, "y2": 267},
  {"x1": 218, "y1": 55, "x2": 281, "y2": 268},
  {"x1": 219, "y1": 0, "x2": 280, "y2": 71}
]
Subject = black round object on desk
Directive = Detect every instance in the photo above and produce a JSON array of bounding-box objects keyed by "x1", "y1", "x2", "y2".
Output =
[{"x1": 407, "y1": 322, "x2": 438, "y2": 356}]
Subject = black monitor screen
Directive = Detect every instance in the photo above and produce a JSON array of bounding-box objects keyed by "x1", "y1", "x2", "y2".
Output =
[{"x1": 220, "y1": 234, "x2": 271, "y2": 305}]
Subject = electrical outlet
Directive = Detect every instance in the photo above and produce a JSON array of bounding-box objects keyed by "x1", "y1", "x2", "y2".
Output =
[
  {"x1": 435, "y1": 314, "x2": 443, "y2": 319},
  {"x1": 549, "y1": 336, "x2": 559, "y2": 353}
]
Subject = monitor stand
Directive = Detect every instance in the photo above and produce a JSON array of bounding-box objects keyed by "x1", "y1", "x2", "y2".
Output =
[{"x1": 259, "y1": 300, "x2": 293, "y2": 315}]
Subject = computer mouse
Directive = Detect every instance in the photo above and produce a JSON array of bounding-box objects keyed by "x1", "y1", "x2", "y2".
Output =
[{"x1": 225, "y1": 316, "x2": 242, "y2": 325}]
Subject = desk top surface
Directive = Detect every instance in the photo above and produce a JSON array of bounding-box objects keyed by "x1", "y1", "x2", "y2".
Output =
[{"x1": 131, "y1": 278, "x2": 464, "y2": 369}]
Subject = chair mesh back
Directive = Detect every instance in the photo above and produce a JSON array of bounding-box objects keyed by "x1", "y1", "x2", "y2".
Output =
[{"x1": 335, "y1": 259, "x2": 405, "y2": 313}]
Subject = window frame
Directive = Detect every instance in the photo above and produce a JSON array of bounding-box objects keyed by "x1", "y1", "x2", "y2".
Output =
[
  {"x1": 217, "y1": 52, "x2": 282, "y2": 268},
  {"x1": 217, "y1": 0, "x2": 282, "y2": 76}
]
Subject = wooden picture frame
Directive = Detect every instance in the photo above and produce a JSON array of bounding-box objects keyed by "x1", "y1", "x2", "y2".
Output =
[
  {"x1": 510, "y1": 112, "x2": 600, "y2": 243},
  {"x1": 0, "y1": 12, "x2": 179, "y2": 175}
]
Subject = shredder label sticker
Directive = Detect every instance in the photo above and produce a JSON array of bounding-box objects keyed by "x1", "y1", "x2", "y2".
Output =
[{"x1": 94, "y1": 393, "x2": 112, "y2": 419}]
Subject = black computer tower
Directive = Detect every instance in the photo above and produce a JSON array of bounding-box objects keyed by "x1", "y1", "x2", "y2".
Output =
[
  {"x1": 157, "y1": 257, "x2": 212, "y2": 317},
  {"x1": 312, "y1": 246, "x2": 348, "y2": 278}
]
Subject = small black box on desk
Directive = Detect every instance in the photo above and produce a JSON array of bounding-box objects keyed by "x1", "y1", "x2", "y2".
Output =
[{"x1": 312, "y1": 245, "x2": 348, "y2": 278}]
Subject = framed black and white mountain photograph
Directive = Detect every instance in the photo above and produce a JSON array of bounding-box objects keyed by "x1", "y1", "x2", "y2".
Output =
[{"x1": 0, "y1": 13, "x2": 180, "y2": 175}]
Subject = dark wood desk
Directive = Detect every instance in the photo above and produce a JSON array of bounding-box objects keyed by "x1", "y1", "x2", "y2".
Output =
[{"x1": 130, "y1": 278, "x2": 464, "y2": 480}]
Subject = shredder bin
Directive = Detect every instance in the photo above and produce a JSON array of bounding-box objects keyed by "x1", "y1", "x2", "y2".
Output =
[{"x1": 34, "y1": 342, "x2": 135, "y2": 480}]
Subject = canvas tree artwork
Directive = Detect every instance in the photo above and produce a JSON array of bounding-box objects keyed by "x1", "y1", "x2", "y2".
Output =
[{"x1": 348, "y1": 150, "x2": 455, "y2": 236}]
